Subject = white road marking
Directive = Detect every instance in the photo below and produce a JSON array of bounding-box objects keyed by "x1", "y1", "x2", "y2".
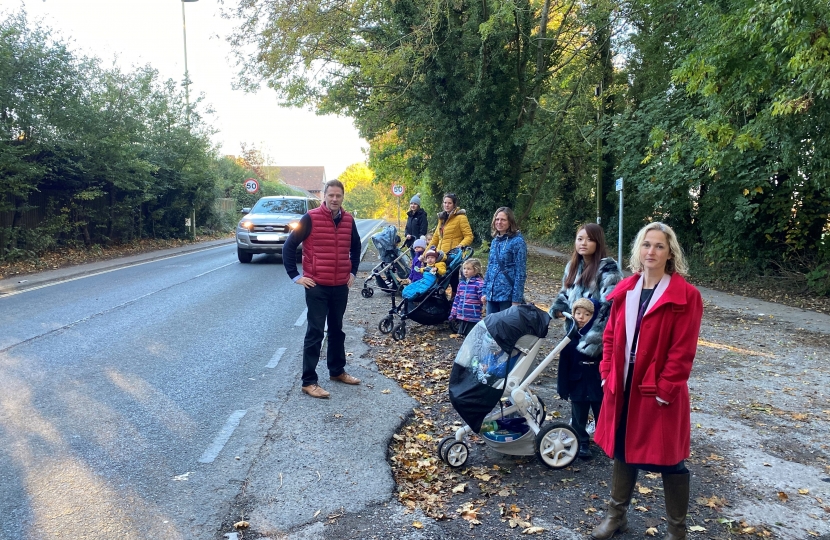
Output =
[
  {"x1": 294, "y1": 308, "x2": 308, "y2": 327},
  {"x1": 198, "y1": 410, "x2": 247, "y2": 464},
  {"x1": 266, "y1": 347, "x2": 286, "y2": 369},
  {"x1": 0, "y1": 243, "x2": 233, "y2": 298}
]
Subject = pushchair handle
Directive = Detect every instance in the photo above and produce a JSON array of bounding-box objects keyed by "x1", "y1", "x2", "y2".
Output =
[
  {"x1": 447, "y1": 245, "x2": 474, "y2": 259},
  {"x1": 561, "y1": 312, "x2": 580, "y2": 341}
]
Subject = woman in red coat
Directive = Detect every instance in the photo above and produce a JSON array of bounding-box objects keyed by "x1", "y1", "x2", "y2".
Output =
[{"x1": 591, "y1": 222, "x2": 703, "y2": 540}]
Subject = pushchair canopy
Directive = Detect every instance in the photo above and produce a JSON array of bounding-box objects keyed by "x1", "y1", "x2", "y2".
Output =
[{"x1": 371, "y1": 225, "x2": 402, "y2": 263}]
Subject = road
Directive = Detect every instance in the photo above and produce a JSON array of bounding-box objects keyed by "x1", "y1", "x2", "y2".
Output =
[{"x1": 0, "y1": 219, "x2": 416, "y2": 539}]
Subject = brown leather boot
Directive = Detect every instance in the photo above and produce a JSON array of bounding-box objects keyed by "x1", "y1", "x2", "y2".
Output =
[
  {"x1": 591, "y1": 459, "x2": 638, "y2": 540},
  {"x1": 662, "y1": 472, "x2": 690, "y2": 540}
]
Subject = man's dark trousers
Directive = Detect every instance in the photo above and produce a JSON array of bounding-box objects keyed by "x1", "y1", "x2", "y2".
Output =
[{"x1": 302, "y1": 283, "x2": 349, "y2": 386}]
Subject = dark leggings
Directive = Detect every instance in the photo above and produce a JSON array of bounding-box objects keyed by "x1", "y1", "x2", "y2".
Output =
[
  {"x1": 615, "y1": 363, "x2": 688, "y2": 475},
  {"x1": 449, "y1": 269, "x2": 459, "y2": 298}
]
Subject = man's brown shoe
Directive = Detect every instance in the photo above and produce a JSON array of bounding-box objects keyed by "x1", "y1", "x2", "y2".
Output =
[
  {"x1": 301, "y1": 384, "x2": 330, "y2": 398},
  {"x1": 330, "y1": 372, "x2": 361, "y2": 385}
]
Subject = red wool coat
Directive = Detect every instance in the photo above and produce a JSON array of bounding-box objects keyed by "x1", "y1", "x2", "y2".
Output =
[{"x1": 594, "y1": 273, "x2": 703, "y2": 466}]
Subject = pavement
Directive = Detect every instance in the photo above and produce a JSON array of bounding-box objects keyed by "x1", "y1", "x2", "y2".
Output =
[{"x1": 527, "y1": 244, "x2": 830, "y2": 336}]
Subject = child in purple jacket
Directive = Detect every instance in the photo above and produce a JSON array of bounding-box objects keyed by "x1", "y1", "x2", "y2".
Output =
[
  {"x1": 407, "y1": 236, "x2": 427, "y2": 283},
  {"x1": 449, "y1": 258, "x2": 485, "y2": 337}
]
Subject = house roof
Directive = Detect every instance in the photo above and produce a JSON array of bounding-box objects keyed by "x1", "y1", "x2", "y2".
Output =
[{"x1": 262, "y1": 166, "x2": 327, "y2": 194}]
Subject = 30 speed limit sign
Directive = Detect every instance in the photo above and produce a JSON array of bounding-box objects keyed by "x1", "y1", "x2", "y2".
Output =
[
  {"x1": 391, "y1": 184, "x2": 405, "y2": 197},
  {"x1": 244, "y1": 178, "x2": 259, "y2": 194}
]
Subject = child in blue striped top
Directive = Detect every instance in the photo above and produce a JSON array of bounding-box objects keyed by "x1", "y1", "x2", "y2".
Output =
[{"x1": 449, "y1": 258, "x2": 485, "y2": 337}]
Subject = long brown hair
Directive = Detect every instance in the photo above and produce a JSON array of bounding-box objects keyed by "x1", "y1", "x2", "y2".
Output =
[
  {"x1": 490, "y1": 207, "x2": 519, "y2": 237},
  {"x1": 564, "y1": 223, "x2": 608, "y2": 289}
]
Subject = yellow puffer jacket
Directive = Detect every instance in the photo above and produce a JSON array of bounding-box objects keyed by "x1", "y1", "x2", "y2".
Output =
[{"x1": 429, "y1": 208, "x2": 474, "y2": 253}]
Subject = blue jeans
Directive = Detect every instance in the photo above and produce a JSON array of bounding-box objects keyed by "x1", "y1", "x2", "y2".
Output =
[
  {"x1": 487, "y1": 300, "x2": 513, "y2": 314},
  {"x1": 302, "y1": 284, "x2": 349, "y2": 386}
]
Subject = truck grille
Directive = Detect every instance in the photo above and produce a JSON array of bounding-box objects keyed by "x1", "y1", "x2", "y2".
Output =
[{"x1": 252, "y1": 224, "x2": 291, "y2": 233}]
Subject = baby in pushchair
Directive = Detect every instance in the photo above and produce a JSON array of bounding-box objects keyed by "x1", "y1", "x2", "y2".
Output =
[
  {"x1": 378, "y1": 246, "x2": 474, "y2": 341},
  {"x1": 438, "y1": 303, "x2": 582, "y2": 470},
  {"x1": 401, "y1": 248, "x2": 446, "y2": 300}
]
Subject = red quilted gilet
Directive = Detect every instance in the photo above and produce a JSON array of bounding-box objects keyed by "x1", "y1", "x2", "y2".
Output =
[{"x1": 302, "y1": 204, "x2": 354, "y2": 286}]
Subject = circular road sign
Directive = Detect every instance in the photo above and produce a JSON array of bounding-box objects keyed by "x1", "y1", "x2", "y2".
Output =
[
  {"x1": 391, "y1": 184, "x2": 405, "y2": 197},
  {"x1": 244, "y1": 178, "x2": 259, "y2": 194}
]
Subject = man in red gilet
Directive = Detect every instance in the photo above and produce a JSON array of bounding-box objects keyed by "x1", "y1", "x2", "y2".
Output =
[{"x1": 283, "y1": 180, "x2": 362, "y2": 398}]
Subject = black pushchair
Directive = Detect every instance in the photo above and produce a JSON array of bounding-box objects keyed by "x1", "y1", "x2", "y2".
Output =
[
  {"x1": 437, "y1": 305, "x2": 581, "y2": 470},
  {"x1": 377, "y1": 246, "x2": 474, "y2": 340},
  {"x1": 361, "y1": 225, "x2": 411, "y2": 298}
]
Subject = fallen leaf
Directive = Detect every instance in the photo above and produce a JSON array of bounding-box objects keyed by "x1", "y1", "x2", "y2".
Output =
[
  {"x1": 452, "y1": 483, "x2": 467, "y2": 493},
  {"x1": 233, "y1": 521, "x2": 249, "y2": 529},
  {"x1": 412, "y1": 521, "x2": 423, "y2": 529},
  {"x1": 381, "y1": 389, "x2": 391, "y2": 394},
  {"x1": 638, "y1": 486, "x2": 653, "y2": 495},
  {"x1": 689, "y1": 525, "x2": 706, "y2": 532},
  {"x1": 778, "y1": 492, "x2": 789, "y2": 502},
  {"x1": 799, "y1": 489, "x2": 810, "y2": 495},
  {"x1": 635, "y1": 506, "x2": 649, "y2": 512},
  {"x1": 522, "y1": 526, "x2": 546, "y2": 534},
  {"x1": 645, "y1": 526, "x2": 658, "y2": 536}
]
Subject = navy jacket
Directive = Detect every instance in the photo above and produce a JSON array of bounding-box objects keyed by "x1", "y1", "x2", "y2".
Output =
[{"x1": 557, "y1": 300, "x2": 603, "y2": 402}]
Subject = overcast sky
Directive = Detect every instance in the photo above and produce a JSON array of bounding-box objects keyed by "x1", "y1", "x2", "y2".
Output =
[{"x1": 4, "y1": 0, "x2": 368, "y2": 179}]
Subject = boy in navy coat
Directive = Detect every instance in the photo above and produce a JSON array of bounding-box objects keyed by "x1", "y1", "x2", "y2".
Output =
[{"x1": 557, "y1": 297, "x2": 602, "y2": 459}]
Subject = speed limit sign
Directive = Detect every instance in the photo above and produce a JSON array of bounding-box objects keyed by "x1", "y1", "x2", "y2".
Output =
[
  {"x1": 391, "y1": 184, "x2": 405, "y2": 197},
  {"x1": 244, "y1": 178, "x2": 259, "y2": 194}
]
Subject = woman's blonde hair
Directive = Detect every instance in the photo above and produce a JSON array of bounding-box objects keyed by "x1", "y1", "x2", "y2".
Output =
[
  {"x1": 628, "y1": 222, "x2": 688, "y2": 275},
  {"x1": 463, "y1": 258, "x2": 483, "y2": 276}
]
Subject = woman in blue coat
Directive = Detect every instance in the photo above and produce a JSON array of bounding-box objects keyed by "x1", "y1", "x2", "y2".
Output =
[{"x1": 482, "y1": 207, "x2": 527, "y2": 314}]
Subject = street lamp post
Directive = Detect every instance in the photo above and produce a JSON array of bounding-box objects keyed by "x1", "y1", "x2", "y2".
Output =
[
  {"x1": 182, "y1": 0, "x2": 199, "y2": 240},
  {"x1": 181, "y1": 0, "x2": 198, "y2": 119}
]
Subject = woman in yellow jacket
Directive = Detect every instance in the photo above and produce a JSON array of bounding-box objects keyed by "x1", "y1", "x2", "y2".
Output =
[{"x1": 428, "y1": 193, "x2": 474, "y2": 298}]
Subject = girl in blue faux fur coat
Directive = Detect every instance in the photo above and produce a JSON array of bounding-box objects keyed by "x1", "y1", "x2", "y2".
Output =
[{"x1": 550, "y1": 223, "x2": 622, "y2": 360}]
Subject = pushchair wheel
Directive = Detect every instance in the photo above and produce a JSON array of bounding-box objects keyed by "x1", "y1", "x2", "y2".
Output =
[
  {"x1": 378, "y1": 315, "x2": 394, "y2": 334},
  {"x1": 392, "y1": 323, "x2": 407, "y2": 341},
  {"x1": 437, "y1": 436, "x2": 455, "y2": 462},
  {"x1": 531, "y1": 396, "x2": 546, "y2": 426},
  {"x1": 362, "y1": 287, "x2": 374, "y2": 298},
  {"x1": 535, "y1": 422, "x2": 579, "y2": 470},
  {"x1": 445, "y1": 441, "x2": 469, "y2": 469}
]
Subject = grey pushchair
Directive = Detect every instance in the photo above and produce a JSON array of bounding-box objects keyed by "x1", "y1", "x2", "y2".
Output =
[
  {"x1": 437, "y1": 304, "x2": 581, "y2": 470},
  {"x1": 362, "y1": 225, "x2": 411, "y2": 298}
]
